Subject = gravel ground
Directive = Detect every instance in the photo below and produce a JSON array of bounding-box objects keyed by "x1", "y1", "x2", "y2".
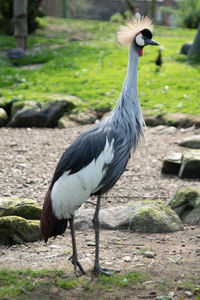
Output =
[{"x1": 0, "y1": 125, "x2": 200, "y2": 207}]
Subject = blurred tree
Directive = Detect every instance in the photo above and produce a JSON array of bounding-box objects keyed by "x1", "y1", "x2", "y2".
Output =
[
  {"x1": 151, "y1": 0, "x2": 156, "y2": 21},
  {"x1": 177, "y1": 0, "x2": 200, "y2": 28},
  {"x1": 124, "y1": 0, "x2": 135, "y2": 14},
  {"x1": 143, "y1": 0, "x2": 148, "y2": 15},
  {"x1": 187, "y1": 22, "x2": 200, "y2": 62},
  {"x1": 62, "y1": 0, "x2": 67, "y2": 18},
  {"x1": 0, "y1": 0, "x2": 43, "y2": 35},
  {"x1": 13, "y1": 0, "x2": 28, "y2": 49},
  {"x1": 67, "y1": 0, "x2": 91, "y2": 18}
]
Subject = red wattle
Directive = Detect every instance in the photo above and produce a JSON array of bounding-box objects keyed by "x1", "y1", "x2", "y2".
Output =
[{"x1": 139, "y1": 48, "x2": 143, "y2": 57}]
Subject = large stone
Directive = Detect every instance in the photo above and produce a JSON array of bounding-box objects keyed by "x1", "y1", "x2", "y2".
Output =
[
  {"x1": 168, "y1": 187, "x2": 200, "y2": 225},
  {"x1": 0, "y1": 197, "x2": 41, "y2": 219},
  {"x1": 143, "y1": 111, "x2": 165, "y2": 127},
  {"x1": 59, "y1": 110, "x2": 98, "y2": 128},
  {"x1": 75, "y1": 200, "x2": 183, "y2": 233},
  {"x1": 178, "y1": 150, "x2": 200, "y2": 179},
  {"x1": 178, "y1": 135, "x2": 200, "y2": 149},
  {"x1": 7, "y1": 48, "x2": 26, "y2": 60},
  {"x1": 0, "y1": 216, "x2": 41, "y2": 245},
  {"x1": 180, "y1": 42, "x2": 193, "y2": 55},
  {"x1": 161, "y1": 153, "x2": 182, "y2": 175},
  {"x1": 164, "y1": 113, "x2": 200, "y2": 128},
  {"x1": 9, "y1": 100, "x2": 75, "y2": 128},
  {"x1": 58, "y1": 117, "x2": 78, "y2": 128},
  {"x1": 0, "y1": 108, "x2": 8, "y2": 127}
]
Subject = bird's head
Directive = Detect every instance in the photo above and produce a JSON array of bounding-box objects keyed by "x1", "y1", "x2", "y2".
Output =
[{"x1": 117, "y1": 16, "x2": 159, "y2": 57}]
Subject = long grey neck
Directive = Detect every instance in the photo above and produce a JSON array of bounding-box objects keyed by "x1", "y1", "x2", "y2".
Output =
[
  {"x1": 113, "y1": 42, "x2": 142, "y2": 119},
  {"x1": 110, "y1": 42, "x2": 144, "y2": 142},
  {"x1": 101, "y1": 42, "x2": 144, "y2": 150},
  {"x1": 122, "y1": 42, "x2": 139, "y2": 98}
]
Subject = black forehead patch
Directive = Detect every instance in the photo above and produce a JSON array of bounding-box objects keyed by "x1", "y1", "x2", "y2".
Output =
[{"x1": 141, "y1": 29, "x2": 152, "y2": 39}]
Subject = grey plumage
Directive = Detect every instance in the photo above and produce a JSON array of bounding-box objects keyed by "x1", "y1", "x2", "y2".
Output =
[
  {"x1": 40, "y1": 16, "x2": 159, "y2": 276},
  {"x1": 51, "y1": 42, "x2": 143, "y2": 194}
]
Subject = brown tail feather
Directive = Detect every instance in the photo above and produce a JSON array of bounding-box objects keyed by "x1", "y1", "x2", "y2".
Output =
[{"x1": 40, "y1": 188, "x2": 68, "y2": 242}]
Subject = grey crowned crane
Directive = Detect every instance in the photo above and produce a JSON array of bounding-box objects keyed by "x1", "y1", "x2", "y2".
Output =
[
  {"x1": 155, "y1": 46, "x2": 164, "y2": 70},
  {"x1": 40, "y1": 16, "x2": 159, "y2": 276}
]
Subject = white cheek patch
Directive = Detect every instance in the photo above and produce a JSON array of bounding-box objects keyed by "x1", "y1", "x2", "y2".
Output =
[{"x1": 135, "y1": 33, "x2": 145, "y2": 47}]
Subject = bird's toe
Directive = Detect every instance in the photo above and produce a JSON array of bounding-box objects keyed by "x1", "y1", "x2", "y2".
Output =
[
  {"x1": 94, "y1": 264, "x2": 120, "y2": 276},
  {"x1": 69, "y1": 255, "x2": 86, "y2": 276}
]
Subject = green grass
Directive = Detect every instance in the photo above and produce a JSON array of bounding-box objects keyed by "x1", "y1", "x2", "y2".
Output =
[
  {"x1": 0, "y1": 17, "x2": 199, "y2": 115},
  {"x1": 0, "y1": 268, "x2": 149, "y2": 299},
  {"x1": 0, "y1": 269, "x2": 64, "y2": 298},
  {"x1": 0, "y1": 268, "x2": 200, "y2": 299}
]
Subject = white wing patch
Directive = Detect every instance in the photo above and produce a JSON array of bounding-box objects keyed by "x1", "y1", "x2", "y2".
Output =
[{"x1": 51, "y1": 137, "x2": 114, "y2": 219}]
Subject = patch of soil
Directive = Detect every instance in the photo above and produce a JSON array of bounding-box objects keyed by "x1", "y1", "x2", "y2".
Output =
[{"x1": 0, "y1": 125, "x2": 200, "y2": 299}]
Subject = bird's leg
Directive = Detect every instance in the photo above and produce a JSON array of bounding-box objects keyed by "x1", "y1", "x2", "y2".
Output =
[
  {"x1": 69, "y1": 217, "x2": 86, "y2": 276},
  {"x1": 93, "y1": 194, "x2": 120, "y2": 275}
]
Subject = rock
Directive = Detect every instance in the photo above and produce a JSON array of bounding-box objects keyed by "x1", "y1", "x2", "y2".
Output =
[
  {"x1": 150, "y1": 125, "x2": 176, "y2": 135},
  {"x1": 9, "y1": 100, "x2": 75, "y2": 128},
  {"x1": 178, "y1": 135, "x2": 200, "y2": 149},
  {"x1": 0, "y1": 216, "x2": 41, "y2": 245},
  {"x1": 178, "y1": 150, "x2": 200, "y2": 179},
  {"x1": 164, "y1": 113, "x2": 200, "y2": 129},
  {"x1": 57, "y1": 117, "x2": 78, "y2": 128},
  {"x1": 0, "y1": 108, "x2": 8, "y2": 127},
  {"x1": 123, "y1": 256, "x2": 131, "y2": 262},
  {"x1": 143, "y1": 111, "x2": 165, "y2": 127},
  {"x1": 168, "y1": 187, "x2": 200, "y2": 225},
  {"x1": 7, "y1": 48, "x2": 26, "y2": 60},
  {"x1": 184, "y1": 291, "x2": 193, "y2": 297},
  {"x1": 0, "y1": 197, "x2": 41, "y2": 219},
  {"x1": 59, "y1": 110, "x2": 98, "y2": 127},
  {"x1": 180, "y1": 41, "x2": 193, "y2": 55},
  {"x1": 161, "y1": 153, "x2": 182, "y2": 175},
  {"x1": 75, "y1": 200, "x2": 183, "y2": 233},
  {"x1": 143, "y1": 251, "x2": 155, "y2": 258},
  {"x1": 127, "y1": 201, "x2": 183, "y2": 233}
]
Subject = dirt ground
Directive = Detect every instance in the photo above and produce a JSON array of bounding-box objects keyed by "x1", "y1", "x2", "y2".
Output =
[{"x1": 0, "y1": 124, "x2": 200, "y2": 299}]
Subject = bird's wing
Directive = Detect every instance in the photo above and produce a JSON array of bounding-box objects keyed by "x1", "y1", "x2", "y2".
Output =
[{"x1": 51, "y1": 126, "x2": 109, "y2": 188}]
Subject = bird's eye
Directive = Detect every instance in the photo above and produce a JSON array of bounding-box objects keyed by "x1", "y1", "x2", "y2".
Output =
[{"x1": 135, "y1": 33, "x2": 145, "y2": 47}]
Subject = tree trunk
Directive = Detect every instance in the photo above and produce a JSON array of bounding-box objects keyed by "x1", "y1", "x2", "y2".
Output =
[
  {"x1": 13, "y1": 0, "x2": 28, "y2": 50},
  {"x1": 124, "y1": 0, "x2": 135, "y2": 14},
  {"x1": 187, "y1": 22, "x2": 200, "y2": 62},
  {"x1": 62, "y1": 0, "x2": 67, "y2": 18},
  {"x1": 143, "y1": 0, "x2": 148, "y2": 15},
  {"x1": 151, "y1": 0, "x2": 156, "y2": 21}
]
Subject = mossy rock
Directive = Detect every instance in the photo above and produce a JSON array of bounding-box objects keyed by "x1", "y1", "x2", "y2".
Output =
[
  {"x1": 0, "y1": 197, "x2": 41, "y2": 219},
  {"x1": 75, "y1": 200, "x2": 183, "y2": 233},
  {"x1": 168, "y1": 187, "x2": 200, "y2": 225},
  {"x1": 168, "y1": 187, "x2": 200, "y2": 209},
  {"x1": 127, "y1": 200, "x2": 183, "y2": 233},
  {"x1": 9, "y1": 99, "x2": 75, "y2": 128},
  {"x1": 0, "y1": 108, "x2": 8, "y2": 127},
  {"x1": 178, "y1": 150, "x2": 200, "y2": 179},
  {"x1": 0, "y1": 216, "x2": 41, "y2": 245},
  {"x1": 161, "y1": 153, "x2": 182, "y2": 175}
]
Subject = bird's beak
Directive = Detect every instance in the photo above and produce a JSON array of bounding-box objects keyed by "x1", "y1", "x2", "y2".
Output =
[{"x1": 145, "y1": 38, "x2": 160, "y2": 46}]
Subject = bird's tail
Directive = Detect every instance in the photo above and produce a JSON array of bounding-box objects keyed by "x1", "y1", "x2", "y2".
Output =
[{"x1": 40, "y1": 188, "x2": 68, "y2": 243}]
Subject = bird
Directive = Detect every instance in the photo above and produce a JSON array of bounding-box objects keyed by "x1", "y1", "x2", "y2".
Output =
[
  {"x1": 155, "y1": 46, "x2": 164, "y2": 69},
  {"x1": 40, "y1": 16, "x2": 159, "y2": 277}
]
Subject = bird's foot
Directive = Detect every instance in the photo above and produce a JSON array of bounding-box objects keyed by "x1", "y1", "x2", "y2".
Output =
[
  {"x1": 94, "y1": 263, "x2": 120, "y2": 276},
  {"x1": 69, "y1": 255, "x2": 86, "y2": 277}
]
